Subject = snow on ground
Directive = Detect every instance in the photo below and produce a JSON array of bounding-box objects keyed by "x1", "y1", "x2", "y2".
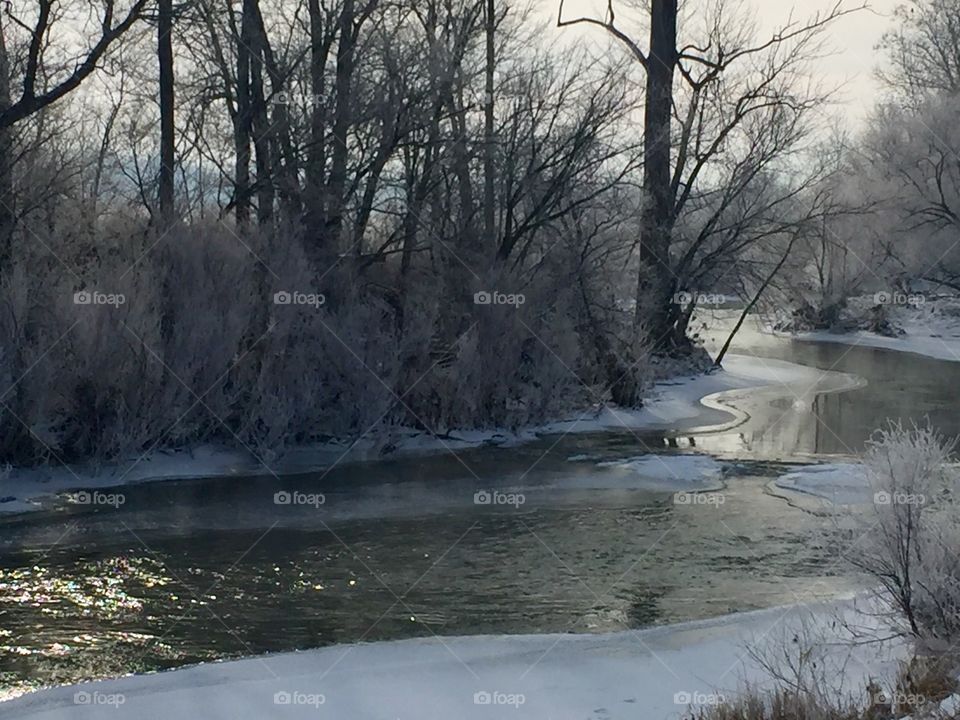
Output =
[
  {"x1": 0, "y1": 353, "x2": 847, "y2": 516},
  {"x1": 770, "y1": 462, "x2": 873, "y2": 509},
  {"x1": 795, "y1": 295, "x2": 960, "y2": 363},
  {"x1": 798, "y1": 328, "x2": 960, "y2": 363},
  {"x1": 1, "y1": 599, "x2": 905, "y2": 720}
]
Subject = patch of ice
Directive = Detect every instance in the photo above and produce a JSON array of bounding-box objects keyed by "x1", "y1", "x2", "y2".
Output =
[
  {"x1": 591, "y1": 454, "x2": 724, "y2": 492},
  {"x1": 772, "y1": 462, "x2": 872, "y2": 506}
]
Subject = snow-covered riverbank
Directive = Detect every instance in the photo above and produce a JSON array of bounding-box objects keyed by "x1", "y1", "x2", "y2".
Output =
[
  {"x1": 796, "y1": 326, "x2": 960, "y2": 363},
  {"x1": 0, "y1": 353, "x2": 854, "y2": 516},
  {"x1": 1, "y1": 598, "x2": 904, "y2": 720},
  {"x1": 791, "y1": 295, "x2": 960, "y2": 363}
]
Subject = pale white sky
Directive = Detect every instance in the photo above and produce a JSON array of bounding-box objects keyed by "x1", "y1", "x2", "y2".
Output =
[{"x1": 542, "y1": 0, "x2": 900, "y2": 125}]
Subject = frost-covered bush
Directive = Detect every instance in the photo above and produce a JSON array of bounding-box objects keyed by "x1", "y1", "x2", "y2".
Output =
[
  {"x1": 840, "y1": 424, "x2": 960, "y2": 648},
  {"x1": 687, "y1": 609, "x2": 959, "y2": 720},
  {"x1": 0, "y1": 215, "x2": 647, "y2": 466}
]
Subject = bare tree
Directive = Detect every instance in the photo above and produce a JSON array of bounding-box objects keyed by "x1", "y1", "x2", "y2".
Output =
[
  {"x1": 0, "y1": 11, "x2": 13, "y2": 263},
  {"x1": 558, "y1": 0, "x2": 863, "y2": 353},
  {"x1": 863, "y1": 95, "x2": 960, "y2": 289},
  {"x1": 878, "y1": 0, "x2": 960, "y2": 100},
  {"x1": 483, "y1": 0, "x2": 496, "y2": 252},
  {"x1": 0, "y1": 0, "x2": 149, "y2": 264}
]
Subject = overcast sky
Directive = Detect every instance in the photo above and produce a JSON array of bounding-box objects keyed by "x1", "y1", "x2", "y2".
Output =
[{"x1": 544, "y1": 0, "x2": 901, "y2": 125}]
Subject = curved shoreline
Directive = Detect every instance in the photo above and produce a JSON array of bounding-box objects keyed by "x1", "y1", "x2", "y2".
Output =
[
  {"x1": 687, "y1": 362, "x2": 866, "y2": 436},
  {"x1": 763, "y1": 478, "x2": 845, "y2": 515}
]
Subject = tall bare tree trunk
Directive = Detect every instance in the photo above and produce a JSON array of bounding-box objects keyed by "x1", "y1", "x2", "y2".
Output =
[
  {"x1": 304, "y1": 0, "x2": 330, "y2": 251},
  {"x1": 249, "y1": 43, "x2": 274, "y2": 227},
  {"x1": 635, "y1": 0, "x2": 678, "y2": 349},
  {"x1": 0, "y1": 17, "x2": 14, "y2": 268},
  {"x1": 447, "y1": 82, "x2": 475, "y2": 249},
  {"x1": 157, "y1": 0, "x2": 175, "y2": 226},
  {"x1": 234, "y1": 1, "x2": 252, "y2": 227},
  {"x1": 236, "y1": 0, "x2": 272, "y2": 364},
  {"x1": 483, "y1": 0, "x2": 496, "y2": 256},
  {"x1": 250, "y1": 1, "x2": 299, "y2": 222},
  {"x1": 326, "y1": 0, "x2": 356, "y2": 256}
]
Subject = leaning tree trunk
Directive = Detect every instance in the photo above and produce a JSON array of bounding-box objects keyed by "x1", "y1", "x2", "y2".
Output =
[{"x1": 635, "y1": 0, "x2": 678, "y2": 350}]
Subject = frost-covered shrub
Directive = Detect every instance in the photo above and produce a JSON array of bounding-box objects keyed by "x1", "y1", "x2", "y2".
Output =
[
  {"x1": 840, "y1": 424, "x2": 960, "y2": 648},
  {"x1": 0, "y1": 214, "x2": 649, "y2": 466},
  {"x1": 687, "y1": 611, "x2": 958, "y2": 720}
]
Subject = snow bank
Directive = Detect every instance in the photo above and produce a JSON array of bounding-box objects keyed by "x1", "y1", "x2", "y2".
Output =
[
  {"x1": 770, "y1": 462, "x2": 872, "y2": 508},
  {"x1": 2, "y1": 599, "x2": 904, "y2": 720},
  {"x1": 0, "y1": 445, "x2": 259, "y2": 515},
  {"x1": 794, "y1": 295, "x2": 960, "y2": 363},
  {"x1": 798, "y1": 328, "x2": 960, "y2": 363}
]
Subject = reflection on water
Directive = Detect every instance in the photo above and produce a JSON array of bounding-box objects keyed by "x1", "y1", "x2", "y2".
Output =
[{"x1": 699, "y1": 326, "x2": 960, "y2": 456}]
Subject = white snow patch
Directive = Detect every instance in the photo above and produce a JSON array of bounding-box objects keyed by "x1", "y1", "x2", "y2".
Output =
[
  {"x1": 541, "y1": 353, "x2": 859, "y2": 436},
  {"x1": 798, "y1": 328, "x2": 960, "y2": 363},
  {"x1": 939, "y1": 694, "x2": 960, "y2": 715}
]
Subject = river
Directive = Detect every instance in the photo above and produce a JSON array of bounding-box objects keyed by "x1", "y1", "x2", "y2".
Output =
[{"x1": 1, "y1": 325, "x2": 956, "y2": 699}]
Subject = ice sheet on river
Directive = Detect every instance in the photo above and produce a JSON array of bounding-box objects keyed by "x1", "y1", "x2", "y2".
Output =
[
  {"x1": 771, "y1": 462, "x2": 872, "y2": 506},
  {"x1": 586, "y1": 453, "x2": 724, "y2": 492}
]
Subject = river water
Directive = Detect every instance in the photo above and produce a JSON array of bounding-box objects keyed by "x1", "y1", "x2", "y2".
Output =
[{"x1": 1, "y1": 326, "x2": 957, "y2": 699}]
